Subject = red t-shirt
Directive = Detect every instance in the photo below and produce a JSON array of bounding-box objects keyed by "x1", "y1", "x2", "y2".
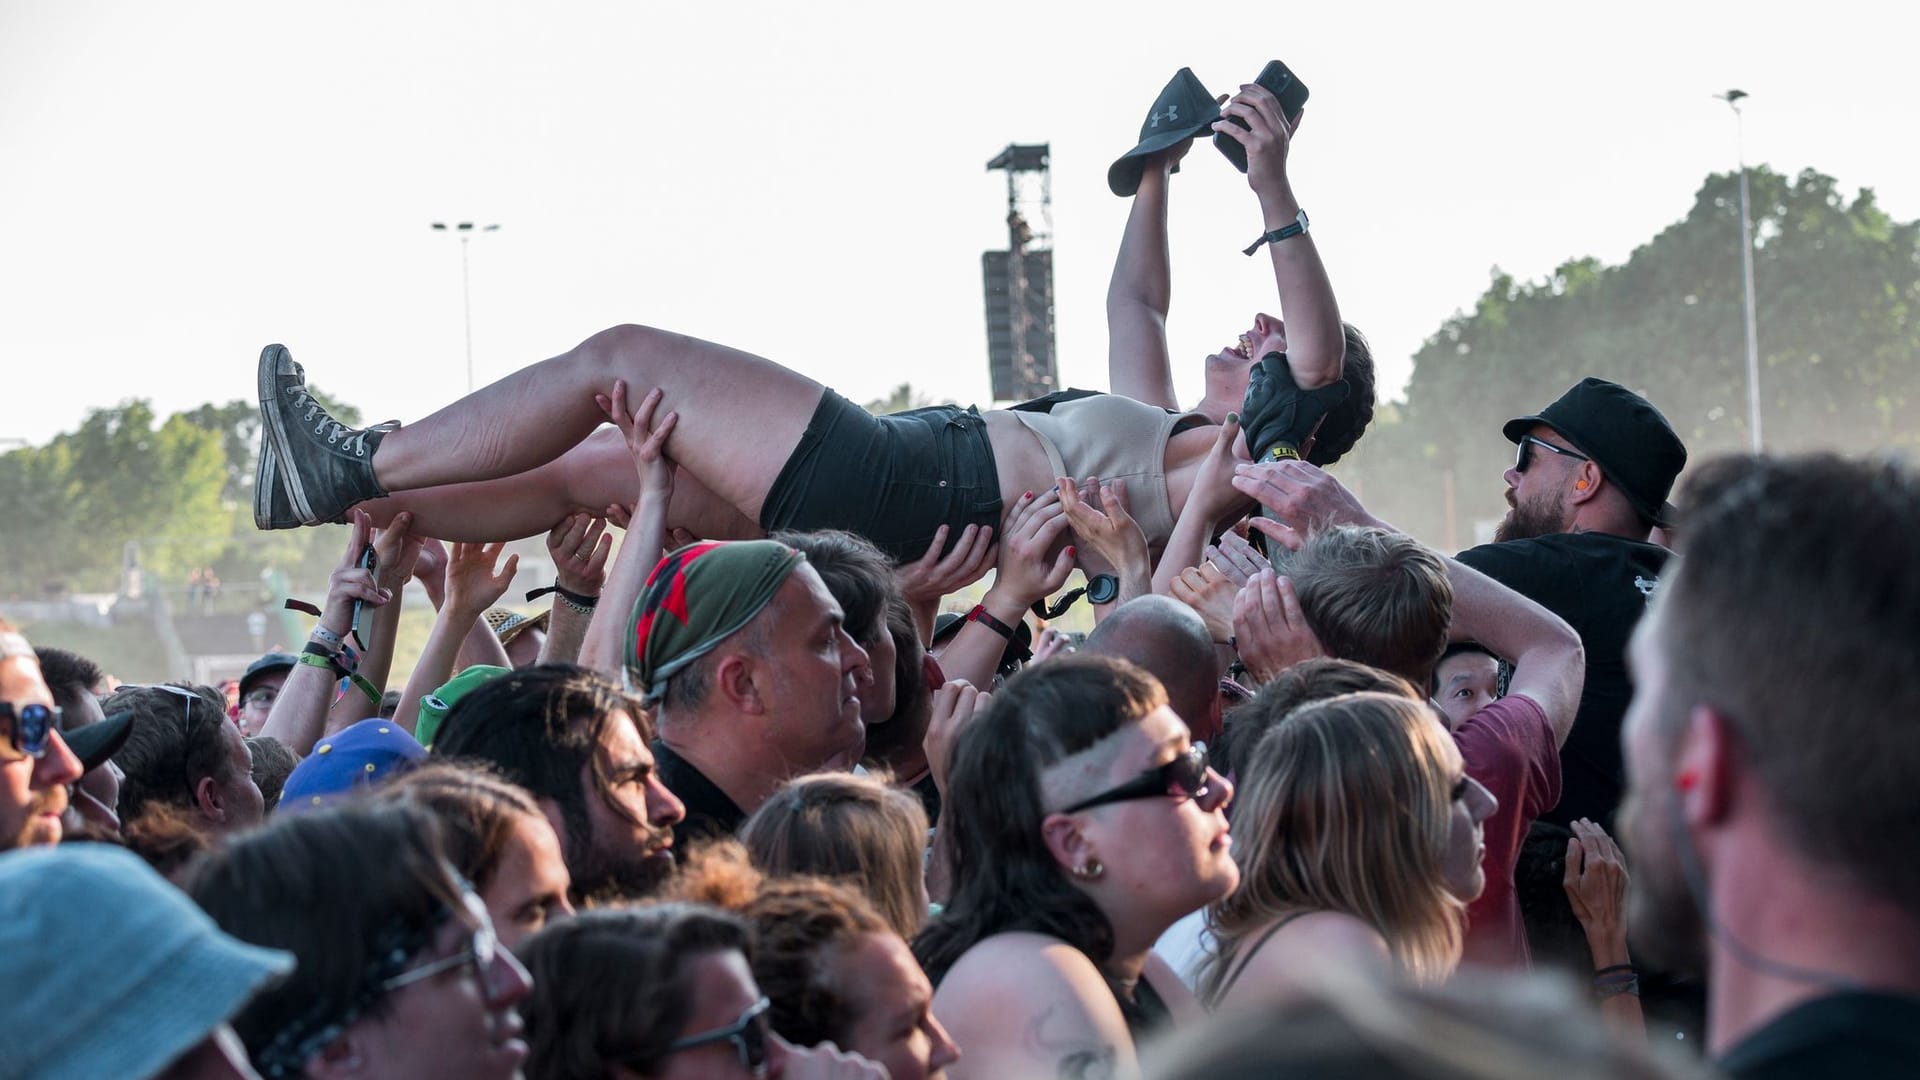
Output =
[{"x1": 1454, "y1": 693, "x2": 1560, "y2": 970}]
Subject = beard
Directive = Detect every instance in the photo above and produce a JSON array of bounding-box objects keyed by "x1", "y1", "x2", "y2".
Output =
[
  {"x1": 565, "y1": 827, "x2": 676, "y2": 905},
  {"x1": 1617, "y1": 784, "x2": 1708, "y2": 977},
  {"x1": 1495, "y1": 486, "x2": 1570, "y2": 543}
]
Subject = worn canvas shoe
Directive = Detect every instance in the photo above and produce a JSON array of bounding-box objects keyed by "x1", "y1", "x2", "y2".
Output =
[{"x1": 255, "y1": 344, "x2": 393, "y2": 527}]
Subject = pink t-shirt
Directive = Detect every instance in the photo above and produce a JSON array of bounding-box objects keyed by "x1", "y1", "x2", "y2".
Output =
[{"x1": 1454, "y1": 693, "x2": 1560, "y2": 970}]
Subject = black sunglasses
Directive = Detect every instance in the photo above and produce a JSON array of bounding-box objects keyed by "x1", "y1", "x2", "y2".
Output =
[
  {"x1": 1, "y1": 701, "x2": 60, "y2": 759},
  {"x1": 1514, "y1": 434, "x2": 1590, "y2": 474},
  {"x1": 1061, "y1": 743, "x2": 1212, "y2": 814},
  {"x1": 662, "y1": 996, "x2": 772, "y2": 1077}
]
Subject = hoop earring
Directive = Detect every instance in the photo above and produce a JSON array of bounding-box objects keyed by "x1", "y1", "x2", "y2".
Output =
[{"x1": 1071, "y1": 859, "x2": 1105, "y2": 881}]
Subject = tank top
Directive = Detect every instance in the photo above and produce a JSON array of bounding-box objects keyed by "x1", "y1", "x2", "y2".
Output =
[{"x1": 1007, "y1": 393, "x2": 1211, "y2": 549}]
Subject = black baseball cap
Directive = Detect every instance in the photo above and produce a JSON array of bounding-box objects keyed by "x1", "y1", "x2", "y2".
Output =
[
  {"x1": 239, "y1": 652, "x2": 298, "y2": 698},
  {"x1": 1108, "y1": 68, "x2": 1222, "y2": 197},
  {"x1": 1503, "y1": 378, "x2": 1688, "y2": 527},
  {"x1": 62, "y1": 710, "x2": 134, "y2": 773}
]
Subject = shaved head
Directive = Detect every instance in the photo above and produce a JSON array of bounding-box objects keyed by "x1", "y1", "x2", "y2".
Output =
[{"x1": 1085, "y1": 596, "x2": 1219, "y2": 736}]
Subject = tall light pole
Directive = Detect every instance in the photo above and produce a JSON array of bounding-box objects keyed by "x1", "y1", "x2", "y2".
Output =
[
  {"x1": 430, "y1": 221, "x2": 501, "y2": 393},
  {"x1": 1716, "y1": 90, "x2": 1763, "y2": 452}
]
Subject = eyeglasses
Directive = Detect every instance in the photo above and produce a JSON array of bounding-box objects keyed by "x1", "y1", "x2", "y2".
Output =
[
  {"x1": 1060, "y1": 743, "x2": 1212, "y2": 814},
  {"x1": 1514, "y1": 434, "x2": 1590, "y2": 474},
  {"x1": 242, "y1": 688, "x2": 277, "y2": 710},
  {"x1": 661, "y1": 997, "x2": 773, "y2": 1077},
  {"x1": 382, "y1": 888, "x2": 499, "y2": 993},
  {"x1": 1, "y1": 701, "x2": 61, "y2": 760}
]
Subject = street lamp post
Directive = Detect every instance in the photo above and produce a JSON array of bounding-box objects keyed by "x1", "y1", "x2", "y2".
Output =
[
  {"x1": 1716, "y1": 90, "x2": 1763, "y2": 452},
  {"x1": 430, "y1": 221, "x2": 501, "y2": 393}
]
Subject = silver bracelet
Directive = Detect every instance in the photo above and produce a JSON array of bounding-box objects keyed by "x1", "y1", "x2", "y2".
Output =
[{"x1": 557, "y1": 592, "x2": 597, "y2": 616}]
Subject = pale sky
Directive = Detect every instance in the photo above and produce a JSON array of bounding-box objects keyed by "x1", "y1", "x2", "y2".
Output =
[{"x1": 5, "y1": 0, "x2": 1917, "y2": 448}]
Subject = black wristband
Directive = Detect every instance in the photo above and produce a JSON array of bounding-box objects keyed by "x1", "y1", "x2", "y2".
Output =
[
  {"x1": 526, "y1": 584, "x2": 599, "y2": 608},
  {"x1": 966, "y1": 604, "x2": 1018, "y2": 642}
]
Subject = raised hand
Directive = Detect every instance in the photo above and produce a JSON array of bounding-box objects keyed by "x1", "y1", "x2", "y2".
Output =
[
  {"x1": 1231, "y1": 570, "x2": 1325, "y2": 685},
  {"x1": 989, "y1": 487, "x2": 1076, "y2": 609},
  {"x1": 1206, "y1": 528, "x2": 1271, "y2": 588},
  {"x1": 1031, "y1": 626, "x2": 1075, "y2": 665},
  {"x1": 1059, "y1": 476, "x2": 1148, "y2": 579},
  {"x1": 547, "y1": 513, "x2": 612, "y2": 598},
  {"x1": 1232, "y1": 458, "x2": 1379, "y2": 535},
  {"x1": 1170, "y1": 561, "x2": 1237, "y2": 642},
  {"x1": 370, "y1": 511, "x2": 425, "y2": 596},
  {"x1": 1564, "y1": 818, "x2": 1631, "y2": 946},
  {"x1": 898, "y1": 523, "x2": 997, "y2": 606},
  {"x1": 443, "y1": 541, "x2": 519, "y2": 616},
  {"x1": 325, "y1": 510, "x2": 392, "y2": 618},
  {"x1": 1212, "y1": 82, "x2": 1297, "y2": 198},
  {"x1": 925, "y1": 679, "x2": 992, "y2": 797},
  {"x1": 596, "y1": 380, "x2": 679, "y2": 503}
]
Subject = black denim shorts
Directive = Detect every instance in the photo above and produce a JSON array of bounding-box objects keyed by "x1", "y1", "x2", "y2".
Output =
[{"x1": 759, "y1": 390, "x2": 1003, "y2": 564}]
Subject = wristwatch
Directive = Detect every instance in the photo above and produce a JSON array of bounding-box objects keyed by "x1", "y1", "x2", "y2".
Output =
[
  {"x1": 1086, "y1": 573, "x2": 1121, "y2": 605},
  {"x1": 1243, "y1": 208, "x2": 1310, "y2": 256}
]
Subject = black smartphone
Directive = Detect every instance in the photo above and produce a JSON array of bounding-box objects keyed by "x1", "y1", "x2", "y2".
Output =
[
  {"x1": 1215, "y1": 59, "x2": 1310, "y2": 173},
  {"x1": 349, "y1": 544, "x2": 378, "y2": 648}
]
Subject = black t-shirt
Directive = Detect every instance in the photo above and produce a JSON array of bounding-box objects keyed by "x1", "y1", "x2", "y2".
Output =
[
  {"x1": 1455, "y1": 532, "x2": 1670, "y2": 827},
  {"x1": 1719, "y1": 992, "x2": 1920, "y2": 1079},
  {"x1": 652, "y1": 739, "x2": 746, "y2": 849}
]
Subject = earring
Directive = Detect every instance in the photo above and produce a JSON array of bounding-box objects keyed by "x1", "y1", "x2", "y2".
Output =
[{"x1": 1070, "y1": 859, "x2": 1105, "y2": 881}]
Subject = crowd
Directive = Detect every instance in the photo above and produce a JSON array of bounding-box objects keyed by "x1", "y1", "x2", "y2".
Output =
[{"x1": 5, "y1": 68, "x2": 1918, "y2": 1080}]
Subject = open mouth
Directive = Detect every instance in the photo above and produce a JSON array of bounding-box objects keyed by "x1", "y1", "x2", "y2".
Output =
[{"x1": 1225, "y1": 332, "x2": 1253, "y2": 360}]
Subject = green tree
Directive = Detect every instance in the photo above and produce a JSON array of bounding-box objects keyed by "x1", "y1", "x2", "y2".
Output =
[{"x1": 1341, "y1": 167, "x2": 1920, "y2": 548}]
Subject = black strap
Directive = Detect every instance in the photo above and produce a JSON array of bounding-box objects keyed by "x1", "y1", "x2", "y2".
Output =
[
  {"x1": 525, "y1": 583, "x2": 599, "y2": 607},
  {"x1": 1030, "y1": 587, "x2": 1087, "y2": 621},
  {"x1": 284, "y1": 598, "x2": 323, "y2": 617},
  {"x1": 1218, "y1": 911, "x2": 1310, "y2": 997}
]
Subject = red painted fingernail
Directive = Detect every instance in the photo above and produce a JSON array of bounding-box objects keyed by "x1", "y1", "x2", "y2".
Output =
[
  {"x1": 1066, "y1": 546, "x2": 1077, "y2": 558},
  {"x1": 1024, "y1": 491, "x2": 1033, "y2": 499}
]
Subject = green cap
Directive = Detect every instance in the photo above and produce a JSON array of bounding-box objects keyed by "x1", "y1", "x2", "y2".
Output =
[{"x1": 415, "y1": 664, "x2": 509, "y2": 749}]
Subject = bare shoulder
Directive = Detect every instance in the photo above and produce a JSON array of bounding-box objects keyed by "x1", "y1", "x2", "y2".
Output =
[
  {"x1": 1217, "y1": 910, "x2": 1392, "y2": 1010},
  {"x1": 935, "y1": 933, "x2": 1135, "y2": 1080}
]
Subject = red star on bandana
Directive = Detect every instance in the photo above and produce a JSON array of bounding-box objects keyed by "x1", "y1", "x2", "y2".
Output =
[{"x1": 630, "y1": 541, "x2": 723, "y2": 652}]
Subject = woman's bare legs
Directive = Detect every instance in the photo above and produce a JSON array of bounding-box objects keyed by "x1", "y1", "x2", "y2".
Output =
[
  {"x1": 359, "y1": 428, "x2": 764, "y2": 543},
  {"x1": 370, "y1": 324, "x2": 824, "y2": 522}
]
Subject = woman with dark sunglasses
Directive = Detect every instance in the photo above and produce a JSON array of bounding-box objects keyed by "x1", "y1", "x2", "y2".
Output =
[
  {"x1": 913, "y1": 654, "x2": 1236, "y2": 1079},
  {"x1": 518, "y1": 903, "x2": 886, "y2": 1079}
]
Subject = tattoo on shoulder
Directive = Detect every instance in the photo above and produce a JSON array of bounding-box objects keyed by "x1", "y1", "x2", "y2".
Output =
[{"x1": 1025, "y1": 1004, "x2": 1119, "y2": 1080}]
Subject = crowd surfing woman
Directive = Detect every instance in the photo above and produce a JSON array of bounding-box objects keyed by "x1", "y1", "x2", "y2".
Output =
[
  {"x1": 1198, "y1": 692, "x2": 1498, "y2": 1009},
  {"x1": 912, "y1": 655, "x2": 1237, "y2": 1078},
  {"x1": 250, "y1": 84, "x2": 1370, "y2": 604}
]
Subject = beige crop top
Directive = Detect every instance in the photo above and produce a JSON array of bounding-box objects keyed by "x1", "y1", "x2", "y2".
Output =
[{"x1": 1009, "y1": 394, "x2": 1212, "y2": 550}]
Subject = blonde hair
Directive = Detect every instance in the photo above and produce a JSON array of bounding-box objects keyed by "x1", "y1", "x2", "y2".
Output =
[
  {"x1": 739, "y1": 771, "x2": 929, "y2": 938},
  {"x1": 1200, "y1": 692, "x2": 1464, "y2": 999}
]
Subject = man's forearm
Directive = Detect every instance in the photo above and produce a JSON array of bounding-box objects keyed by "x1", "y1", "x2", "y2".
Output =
[
  {"x1": 1254, "y1": 181, "x2": 1344, "y2": 390},
  {"x1": 1106, "y1": 166, "x2": 1180, "y2": 408}
]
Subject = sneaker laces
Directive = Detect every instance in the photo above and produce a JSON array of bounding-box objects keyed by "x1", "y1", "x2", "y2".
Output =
[{"x1": 289, "y1": 386, "x2": 397, "y2": 458}]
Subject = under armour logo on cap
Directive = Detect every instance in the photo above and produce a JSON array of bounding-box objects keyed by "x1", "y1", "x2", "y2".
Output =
[{"x1": 1150, "y1": 105, "x2": 1180, "y2": 127}]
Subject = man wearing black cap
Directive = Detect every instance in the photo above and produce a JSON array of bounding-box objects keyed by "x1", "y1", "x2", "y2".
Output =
[
  {"x1": 1458, "y1": 377, "x2": 1687, "y2": 829},
  {"x1": 235, "y1": 650, "x2": 296, "y2": 736}
]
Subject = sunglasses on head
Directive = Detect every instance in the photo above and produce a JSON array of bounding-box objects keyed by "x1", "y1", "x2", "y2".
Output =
[
  {"x1": 1, "y1": 701, "x2": 61, "y2": 760},
  {"x1": 1514, "y1": 434, "x2": 1590, "y2": 474},
  {"x1": 661, "y1": 996, "x2": 772, "y2": 1077},
  {"x1": 1061, "y1": 742, "x2": 1212, "y2": 815}
]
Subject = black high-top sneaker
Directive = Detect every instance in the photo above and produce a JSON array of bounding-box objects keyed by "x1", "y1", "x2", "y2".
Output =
[{"x1": 255, "y1": 344, "x2": 393, "y2": 528}]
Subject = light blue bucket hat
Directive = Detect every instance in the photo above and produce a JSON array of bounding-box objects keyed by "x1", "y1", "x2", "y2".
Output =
[{"x1": 0, "y1": 844, "x2": 294, "y2": 1080}]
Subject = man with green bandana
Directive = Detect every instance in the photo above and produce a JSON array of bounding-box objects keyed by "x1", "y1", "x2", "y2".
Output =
[{"x1": 627, "y1": 538, "x2": 871, "y2": 846}]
